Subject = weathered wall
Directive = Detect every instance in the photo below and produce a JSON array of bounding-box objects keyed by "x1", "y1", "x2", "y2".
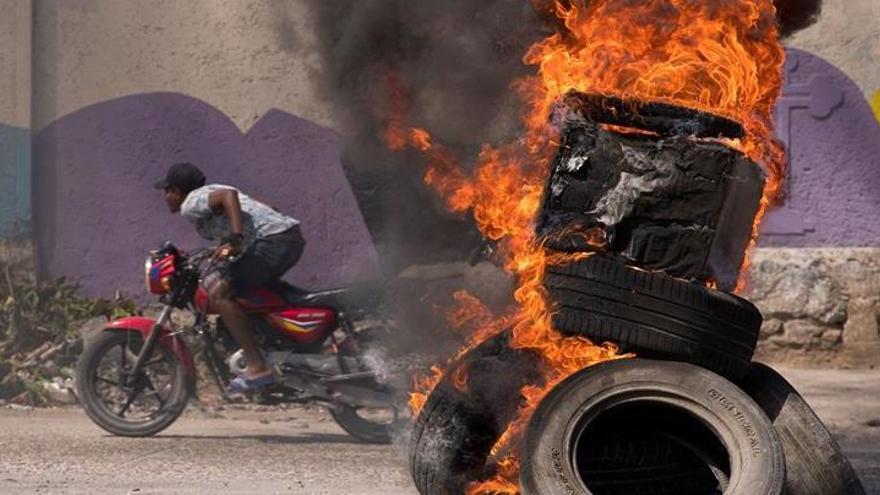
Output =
[
  {"x1": 28, "y1": 1, "x2": 380, "y2": 296},
  {"x1": 785, "y1": 0, "x2": 880, "y2": 100},
  {"x1": 746, "y1": 248, "x2": 880, "y2": 366},
  {"x1": 3, "y1": 1, "x2": 879, "y2": 365},
  {"x1": 750, "y1": 36, "x2": 880, "y2": 362},
  {"x1": 32, "y1": 93, "x2": 379, "y2": 297},
  {"x1": 31, "y1": 0, "x2": 333, "y2": 133},
  {"x1": 0, "y1": 0, "x2": 26, "y2": 125},
  {"x1": 0, "y1": 0, "x2": 31, "y2": 237},
  {"x1": 760, "y1": 49, "x2": 880, "y2": 246}
]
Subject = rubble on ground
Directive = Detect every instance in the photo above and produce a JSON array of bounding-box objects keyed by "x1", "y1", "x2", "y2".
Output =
[{"x1": 0, "y1": 261, "x2": 138, "y2": 406}]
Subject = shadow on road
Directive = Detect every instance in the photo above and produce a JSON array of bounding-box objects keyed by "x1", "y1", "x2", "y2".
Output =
[{"x1": 111, "y1": 432, "x2": 361, "y2": 445}]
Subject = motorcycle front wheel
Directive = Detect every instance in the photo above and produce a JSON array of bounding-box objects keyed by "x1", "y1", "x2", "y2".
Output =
[{"x1": 76, "y1": 330, "x2": 190, "y2": 437}]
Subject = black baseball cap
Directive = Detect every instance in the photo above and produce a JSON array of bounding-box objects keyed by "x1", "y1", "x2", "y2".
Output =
[{"x1": 154, "y1": 162, "x2": 206, "y2": 193}]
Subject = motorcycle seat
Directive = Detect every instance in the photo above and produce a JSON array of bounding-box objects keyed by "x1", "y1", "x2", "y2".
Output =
[{"x1": 265, "y1": 280, "x2": 381, "y2": 310}]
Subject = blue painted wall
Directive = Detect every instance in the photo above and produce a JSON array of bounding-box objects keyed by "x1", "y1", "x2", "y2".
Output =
[{"x1": 0, "y1": 122, "x2": 30, "y2": 237}]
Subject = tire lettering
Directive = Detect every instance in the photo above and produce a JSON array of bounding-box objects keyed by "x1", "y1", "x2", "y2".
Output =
[
  {"x1": 550, "y1": 448, "x2": 578, "y2": 494},
  {"x1": 707, "y1": 388, "x2": 763, "y2": 456}
]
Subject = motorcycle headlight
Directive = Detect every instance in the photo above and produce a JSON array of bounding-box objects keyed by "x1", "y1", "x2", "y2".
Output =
[
  {"x1": 144, "y1": 257, "x2": 153, "y2": 292},
  {"x1": 145, "y1": 253, "x2": 177, "y2": 294}
]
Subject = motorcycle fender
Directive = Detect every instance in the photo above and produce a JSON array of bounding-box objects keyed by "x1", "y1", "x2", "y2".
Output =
[{"x1": 105, "y1": 317, "x2": 197, "y2": 382}]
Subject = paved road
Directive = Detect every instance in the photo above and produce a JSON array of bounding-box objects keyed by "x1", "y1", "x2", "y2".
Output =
[{"x1": 0, "y1": 368, "x2": 878, "y2": 494}]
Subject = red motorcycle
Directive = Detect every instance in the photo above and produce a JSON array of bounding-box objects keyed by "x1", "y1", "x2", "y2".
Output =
[{"x1": 76, "y1": 242, "x2": 398, "y2": 442}]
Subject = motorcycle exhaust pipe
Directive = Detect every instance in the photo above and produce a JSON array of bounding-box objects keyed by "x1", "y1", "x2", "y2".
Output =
[
  {"x1": 331, "y1": 384, "x2": 393, "y2": 409},
  {"x1": 275, "y1": 353, "x2": 365, "y2": 376}
]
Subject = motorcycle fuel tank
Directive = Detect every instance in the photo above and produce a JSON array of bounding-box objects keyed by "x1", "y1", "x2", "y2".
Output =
[{"x1": 266, "y1": 308, "x2": 336, "y2": 344}]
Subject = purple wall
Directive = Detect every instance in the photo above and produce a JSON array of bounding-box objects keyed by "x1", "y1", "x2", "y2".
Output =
[
  {"x1": 33, "y1": 92, "x2": 380, "y2": 298},
  {"x1": 761, "y1": 48, "x2": 880, "y2": 246},
  {"x1": 27, "y1": 49, "x2": 880, "y2": 299}
]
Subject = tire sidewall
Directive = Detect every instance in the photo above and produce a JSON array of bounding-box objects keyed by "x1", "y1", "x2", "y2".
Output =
[
  {"x1": 521, "y1": 360, "x2": 785, "y2": 495},
  {"x1": 740, "y1": 362, "x2": 866, "y2": 495},
  {"x1": 409, "y1": 330, "x2": 541, "y2": 494},
  {"x1": 76, "y1": 330, "x2": 189, "y2": 437}
]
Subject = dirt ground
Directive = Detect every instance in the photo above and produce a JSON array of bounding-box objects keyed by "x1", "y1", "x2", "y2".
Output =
[{"x1": 0, "y1": 368, "x2": 878, "y2": 495}]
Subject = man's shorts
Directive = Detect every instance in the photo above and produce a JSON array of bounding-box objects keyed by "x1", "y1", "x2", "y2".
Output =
[{"x1": 208, "y1": 226, "x2": 306, "y2": 295}]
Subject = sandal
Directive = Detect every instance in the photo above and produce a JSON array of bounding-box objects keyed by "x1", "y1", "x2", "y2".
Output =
[{"x1": 226, "y1": 372, "x2": 276, "y2": 394}]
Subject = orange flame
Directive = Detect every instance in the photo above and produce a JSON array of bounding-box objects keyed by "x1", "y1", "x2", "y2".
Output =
[
  {"x1": 407, "y1": 290, "x2": 514, "y2": 415},
  {"x1": 448, "y1": 290, "x2": 494, "y2": 332},
  {"x1": 408, "y1": 364, "x2": 444, "y2": 415},
  {"x1": 452, "y1": 363, "x2": 471, "y2": 393},
  {"x1": 467, "y1": 456, "x2": 521, "y2": 495},
  {"x1": 393, "y1": 0, "x2": 786, "y2": 491}
]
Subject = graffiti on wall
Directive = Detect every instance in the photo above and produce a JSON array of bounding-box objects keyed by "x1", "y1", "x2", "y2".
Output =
[
  {"x1": 33, "y1": 93, "x2": 380, "y2": 298},
  {"x1": 761, "y1": 48, "x2": 880, "y2": 246},
  {"x1": 0, "y1": 122, "x2": 30, "y2": 237}
]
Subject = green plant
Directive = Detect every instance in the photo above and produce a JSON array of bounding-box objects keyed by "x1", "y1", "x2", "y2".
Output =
[
  {"x1": 0, "y1": 261, "x2": 142, "y2": 403},
  {"x1": 1, "y1": 263, "x2": 137, "y2": 350}
]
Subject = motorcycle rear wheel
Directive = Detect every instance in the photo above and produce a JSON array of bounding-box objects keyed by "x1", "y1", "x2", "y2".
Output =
[
  {"x1": 330, "y1": 404, "x2": 394, "y2": 444},
  {"x1": 76, "y1": 330, "x2": 190, "y2": 437}
]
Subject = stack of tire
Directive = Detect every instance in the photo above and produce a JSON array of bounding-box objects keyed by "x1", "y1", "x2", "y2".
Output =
[{"x1": 409, "y1": 95, "x2": 866, "y2": 494}]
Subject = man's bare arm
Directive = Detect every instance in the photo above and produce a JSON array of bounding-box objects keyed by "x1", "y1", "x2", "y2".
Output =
[{"x1": 208, "y1": 189, "x2": 244, "y2": 237}]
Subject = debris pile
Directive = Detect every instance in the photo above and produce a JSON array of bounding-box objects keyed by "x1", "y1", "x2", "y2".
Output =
[{"x1": 0, "y1": 261, "x2": 137, "y2": 406}]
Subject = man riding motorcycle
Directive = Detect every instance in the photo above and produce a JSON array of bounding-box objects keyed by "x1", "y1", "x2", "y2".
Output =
[{"x1": 156, "y1": 162, "x2": 305, "y2": 392}]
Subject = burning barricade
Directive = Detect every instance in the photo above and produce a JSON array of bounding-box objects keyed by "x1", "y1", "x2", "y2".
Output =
[
  {"x1": 390, "y1": 1, "x2": 864, "y2": 494},
  {"x1": 406, "y1": 94, "x2": 862, "y2": 495}
]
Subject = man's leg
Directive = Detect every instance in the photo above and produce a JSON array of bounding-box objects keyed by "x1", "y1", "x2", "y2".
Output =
[{"x1": 207, "y1": 278, "x2": 271, "y2": 378}]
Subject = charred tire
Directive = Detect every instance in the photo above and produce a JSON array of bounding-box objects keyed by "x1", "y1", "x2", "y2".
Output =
[
  {"x1": 410, "y1": 382, "x2": 499, "y2": 495},
  {"x1": 409, "y1": 332, "x2": 542, "y2": 495},
  {"x1": 562, "y1": 92, "x2": 746, "y2": 139},
  {"x1": 546, "y1": 254, "x2": 762, "y2": 380},
  {"x1": 521, "y1": 359, "x2": 785, "y2": 495},
  {"x1": 739, "y1": 362, "x2": 866, "y2": 495},
  {"x1": 75, "y1": 330, "x2": 189, "y2": 437}
]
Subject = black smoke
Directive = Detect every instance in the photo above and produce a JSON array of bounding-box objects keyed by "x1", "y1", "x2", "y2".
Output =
[
  {"x1": 301, "y1": 1, "x2": 553, "y2": 271},
  {"x1": 775, "y1": 0, "x2": 823, "y2": 37},
  {"x1": 297, "y1": 0, "x2": 825, "y2": 400},
  {"x1": 301, "y1": 0, "x2": 822, "y2": 272}
]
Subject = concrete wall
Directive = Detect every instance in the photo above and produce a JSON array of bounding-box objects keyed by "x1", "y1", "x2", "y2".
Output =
[
  {"x1": 31, "y1": 0, "x2": 333, "y2": 133},
  {"x1": 0, "y1": 0, "x2": 27, "y2": 125},
  {"x1": 0, "y1": 0, "x2": 31, "y2": 237},
  {"x1": 28, "y1": 0, "x2": 379, "y2": 296},
  {"x1": 751, "y1": 3, "x2": 880, "y2": 363},
  {"x1": 785, "y1": 0, "x2": 880, "y2": 101},
  {"x1": 761, "y1": 48, "x2": 880, "y2": 246},
  {"x1": 0, "y1": 1, "x2": 878, "y2": 363},
  {"x1": 32, "y1": 92, "x2": 380, "y2": 297}
]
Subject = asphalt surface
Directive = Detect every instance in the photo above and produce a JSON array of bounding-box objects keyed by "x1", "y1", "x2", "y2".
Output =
[{"x1": 0, "y1": 368, "x2": 878, "y2": 494}]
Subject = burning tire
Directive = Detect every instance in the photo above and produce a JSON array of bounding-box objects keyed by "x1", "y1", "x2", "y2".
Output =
[
  {"x1": 537, "y1": 93, "x2": 766, "y2": 291},
  {"x1": 409, "y1": 332, "x2": 542, "y2": 495},
  {"x1": 739, "y1": 362, "x2": 867, "y2": 495},
  {"x1": 546, "y1": 254, "x2": 762, "y2": 380},
  {"x1": 560, "y1": 92, "x2": 746, "y2": 139},
  {"x1": 520, "y1": 359, "x2": 785, "y2": 495}
]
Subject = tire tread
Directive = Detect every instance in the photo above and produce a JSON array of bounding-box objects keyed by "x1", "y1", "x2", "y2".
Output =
[{"x1": 546, "y1": 255, "x2": 761, "y2": 379}]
